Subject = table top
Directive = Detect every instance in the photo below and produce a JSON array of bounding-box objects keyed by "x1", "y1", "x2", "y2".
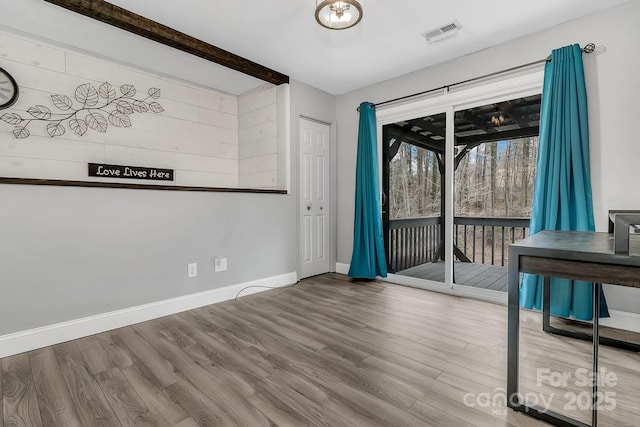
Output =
[{"x1": 510, "y1": 230, "x2": 640, "y2": 266}]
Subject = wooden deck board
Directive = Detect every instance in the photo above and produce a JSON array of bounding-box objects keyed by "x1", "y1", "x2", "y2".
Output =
[{"x1": 398, "y1": 261, "x2": 509, "y2": 291}]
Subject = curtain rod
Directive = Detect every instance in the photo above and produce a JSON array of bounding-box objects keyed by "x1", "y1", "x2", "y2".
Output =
[{"x1": 357, "y1": 43, "x2": 596, "y2": 112}]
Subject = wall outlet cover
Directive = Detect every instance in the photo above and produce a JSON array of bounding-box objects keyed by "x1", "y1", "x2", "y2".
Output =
[
  {"x1": 187, "y1": 263, "x2": 197, "y2": 278},
  {"x1": 214, "y1": 257, "x2": 227, "y2": 272}
]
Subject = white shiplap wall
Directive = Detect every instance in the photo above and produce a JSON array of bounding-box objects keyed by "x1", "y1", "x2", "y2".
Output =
[
  {"x1": 238, "y1": 84, "x2": 278, "y2": 188},
  {"x1": 0, "y1": 28, "x2": 288, "y2": 190}
]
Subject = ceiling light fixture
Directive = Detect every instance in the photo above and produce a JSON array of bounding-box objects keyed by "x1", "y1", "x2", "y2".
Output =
[{"x1": 315, "y1": 0, "x2": 363, "y2": 30}]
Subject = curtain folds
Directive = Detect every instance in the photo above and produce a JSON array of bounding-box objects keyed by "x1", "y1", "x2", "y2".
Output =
[
  {"x1": 348, "y1": 102, "x2": 388, "y2": 279},
  {"x1": 519, "y1": 44, "x2": 608, "y2": 320}
]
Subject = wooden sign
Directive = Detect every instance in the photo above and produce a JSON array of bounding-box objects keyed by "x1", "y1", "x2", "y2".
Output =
[{"x1": 88, "y1": 163, "x2": 174, "y2": 181}]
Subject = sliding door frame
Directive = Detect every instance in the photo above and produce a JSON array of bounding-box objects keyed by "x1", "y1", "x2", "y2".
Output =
[{"x1": 376, "y1": 70, "x2": 544, "y2": 302}]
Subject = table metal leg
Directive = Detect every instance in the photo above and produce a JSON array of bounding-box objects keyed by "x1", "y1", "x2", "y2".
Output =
[
  {"x1": 543, "y1": 276, "x2": 551, "y2": 331},
  {"x1": 592, "y1": 282, "x2": 600, "y2": 426},
  {"x1": 507, "y1": 254, "x2": 520, "y2": 409}
]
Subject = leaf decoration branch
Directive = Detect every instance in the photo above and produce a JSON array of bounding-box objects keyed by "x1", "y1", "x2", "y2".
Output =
[{"x1": 1, "y1": 82, "x2": 164, "y2": 139}]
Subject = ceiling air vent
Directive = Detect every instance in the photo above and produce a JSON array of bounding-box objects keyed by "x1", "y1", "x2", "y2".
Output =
[{"x1": 422, "y1": 21, "x2": 462, "y2": 44}]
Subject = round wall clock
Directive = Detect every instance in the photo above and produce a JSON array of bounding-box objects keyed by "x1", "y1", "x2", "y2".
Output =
[{"x1": 0, "y1": 67, "x2": 19, "y2": 109}]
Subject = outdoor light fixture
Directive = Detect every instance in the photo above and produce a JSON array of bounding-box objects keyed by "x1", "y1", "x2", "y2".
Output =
[
  {"x1": 491, "y1": 114, "x2": 505, "y2": 127},
  {"x1": 315, "y1": 0, "x2": 363, "y2": 30}
]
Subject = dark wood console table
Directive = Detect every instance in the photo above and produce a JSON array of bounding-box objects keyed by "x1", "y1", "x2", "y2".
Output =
[{"x1": 507, "y1": 230, "x2": 640, "y2": 427}]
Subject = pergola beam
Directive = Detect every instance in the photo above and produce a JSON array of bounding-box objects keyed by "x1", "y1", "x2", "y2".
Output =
[
  {"x1": 405, "y1": 118, "x2": 446, "y2": 140},
  {"x1": 459, "y1": 126, "x2": 540, "y2": 145},
  {"x1": 455, "y1": 141, "x2": 483, "y2": 169},
  {"x1": 388, "y1": 138, "x2": 402, "y2": 160},
  {"x1": 388, "y1": 123, "x2": 540, "y2": 151},
  {"x1": 497, "y1": 101, "x2": 532, "y2": 128},
  {"x1": 463, "y1": 110, "x2": 494, "y2": 134},
  {"x1": 387, "y1": 124, "x2": 445, "y2": 154}
]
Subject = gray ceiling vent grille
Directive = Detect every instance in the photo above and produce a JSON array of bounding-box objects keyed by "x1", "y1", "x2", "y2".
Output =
[{"x1": 423, "y1": 21, "x2": 462, "y2": 44}]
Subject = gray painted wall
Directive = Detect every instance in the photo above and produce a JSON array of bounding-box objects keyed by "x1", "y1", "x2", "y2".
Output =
[
  {"x1": 0, "y1": 185, "x2": 295, "y2": 334},
  {"x1": 335, "y1": 0, "x2": 640, "y2": 313}
]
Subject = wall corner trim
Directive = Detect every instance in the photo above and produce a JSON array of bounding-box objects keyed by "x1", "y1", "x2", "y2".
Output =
[{"x1": 0, "y1": 272, "x2": 297, "y2": 358}]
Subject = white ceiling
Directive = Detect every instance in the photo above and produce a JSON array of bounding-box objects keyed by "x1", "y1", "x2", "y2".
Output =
[
  {"x1": 102, "y1": 0, "x2": 631, "y2": 95},
  {"x1": 0, "y1": 1, "x2": 633, "y2": 95}
]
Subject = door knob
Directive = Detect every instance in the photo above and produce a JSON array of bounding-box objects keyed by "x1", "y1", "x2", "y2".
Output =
[{"x1": 307, "y1": 205, "x2": 311, "y2": 210}]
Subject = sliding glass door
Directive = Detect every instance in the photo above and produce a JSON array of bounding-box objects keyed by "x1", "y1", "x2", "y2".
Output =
[
  {"x1": 377, "y1": 70, "x2": 543, "y2": 296},
  {"x1": 382, "y1": 110, "x2": 448, "y2": 287},
  {"x1": 451, "y1": 95, "x2": 540, "y2": 294}
]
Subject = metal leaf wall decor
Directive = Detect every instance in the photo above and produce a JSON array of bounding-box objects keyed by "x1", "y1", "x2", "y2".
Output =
[{"x1": 0, "y1": 82, "x2": 164, "y2": 139}]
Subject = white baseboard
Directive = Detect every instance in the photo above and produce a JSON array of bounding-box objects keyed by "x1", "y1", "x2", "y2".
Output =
[
  {"x1": 600, "y1": 309, "x2": 640, "y2": 334},
  {"x1": 0, "y1": 272, "x2": 297, "y2": 358},
  {"x1": 335, "y1": 262, "x2": 350, "y2": 275}
]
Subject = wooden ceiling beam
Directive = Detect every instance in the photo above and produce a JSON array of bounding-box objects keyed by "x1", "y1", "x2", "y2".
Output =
[{"x1": 43, "y1": 0, "x2": 290, "y2": 86}]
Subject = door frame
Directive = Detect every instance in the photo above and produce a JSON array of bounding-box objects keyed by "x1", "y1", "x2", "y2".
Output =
[
  {"x1": 296, "y1": 115, "x2": 336, "y2": 279},
  {"x1": 376, "y1": 69, "x2": 544, "y2": 303}
]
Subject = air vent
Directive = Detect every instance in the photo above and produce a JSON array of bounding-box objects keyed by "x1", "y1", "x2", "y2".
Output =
[{"x1": 422, "y1": 21, "x2": 462, "y2": 44}]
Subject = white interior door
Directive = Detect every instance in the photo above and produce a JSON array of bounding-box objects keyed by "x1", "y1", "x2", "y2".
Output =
[{"x1": 299, "y1": 117, "x2": 331, "y2": 279}]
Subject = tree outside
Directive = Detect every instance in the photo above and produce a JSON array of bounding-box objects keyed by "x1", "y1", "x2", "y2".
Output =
[
  {"x1": 389, "y1": 137, "x2": 537, "y2": 268},
  {"x1": 390, "y1": 137, "x2": 538, "y2": 219}
]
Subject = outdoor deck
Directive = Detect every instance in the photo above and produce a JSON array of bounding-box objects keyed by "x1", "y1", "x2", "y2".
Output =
[{"x1": 397, "y1": 261, "x2": 509, "y2": 292}]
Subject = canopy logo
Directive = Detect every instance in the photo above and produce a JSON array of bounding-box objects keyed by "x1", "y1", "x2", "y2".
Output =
[{"x1": 463, "y1": 367, "x2": 617, "y2": 415}]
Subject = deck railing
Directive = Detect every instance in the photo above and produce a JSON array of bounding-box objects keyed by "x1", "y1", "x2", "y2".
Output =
[
  {"x1": 388, "y1": 216, "x2": 530, "y2": 272},
  {"x1": 388, "y1": 216, "x2": 441, "y2": 272},
  {"x1": 454, "y1": 216, "x2": 530, "y2": 267}
]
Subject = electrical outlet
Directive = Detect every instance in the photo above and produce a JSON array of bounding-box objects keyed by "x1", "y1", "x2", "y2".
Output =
[
  {"x1": 187, "y1": 262, "x2": 197, "y2": 278},
  {"x1": 214, "y1": 257, "x2": 227, "y2": 272}
]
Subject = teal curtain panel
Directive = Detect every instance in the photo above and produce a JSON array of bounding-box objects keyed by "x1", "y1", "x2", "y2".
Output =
[
  {"x1": 348, "y1": 102, "x2": 388, "y2": 279},
  {"x1": 520, "y1": 44, "x2": 608, "y2": 320}
]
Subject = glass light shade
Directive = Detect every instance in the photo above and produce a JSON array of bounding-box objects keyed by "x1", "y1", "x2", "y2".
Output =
[{"x1": 315, "y1": 0, "x2": 363, "y2": 30}]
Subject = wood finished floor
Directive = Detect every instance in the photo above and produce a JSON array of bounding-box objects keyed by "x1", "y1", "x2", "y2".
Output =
[{"x1": 3, "y1": 273, "x2": 637, "y2": 426}]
